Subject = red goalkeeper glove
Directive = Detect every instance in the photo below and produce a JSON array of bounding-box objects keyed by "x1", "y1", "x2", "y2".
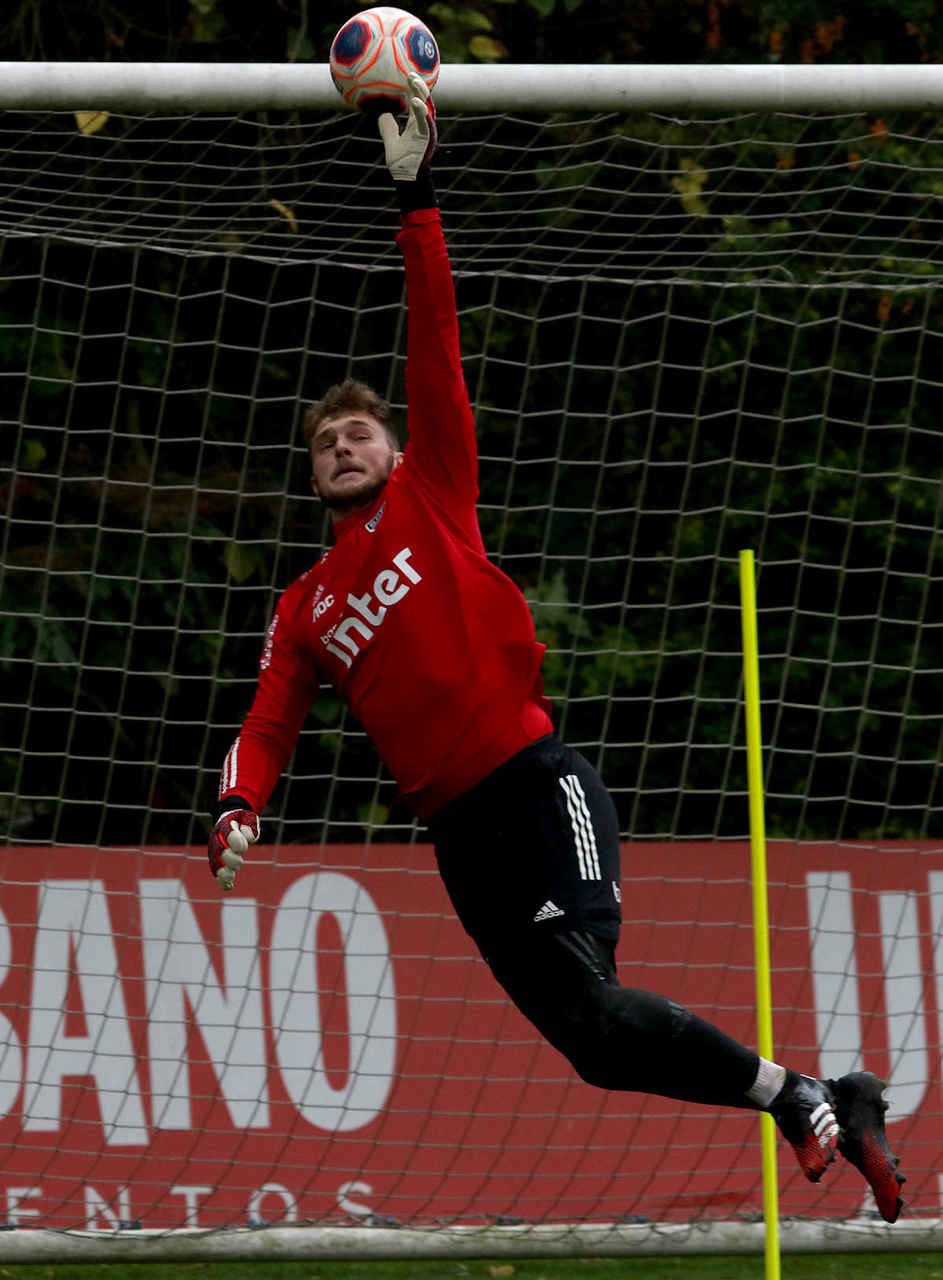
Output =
[{"x1": 208, "y1": 799, "x2": 259, "y2": 892}]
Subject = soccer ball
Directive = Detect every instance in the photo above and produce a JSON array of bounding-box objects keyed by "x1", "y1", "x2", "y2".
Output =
[{"x1": 329, "y1": 7, "x2": 440, "y2": 117}]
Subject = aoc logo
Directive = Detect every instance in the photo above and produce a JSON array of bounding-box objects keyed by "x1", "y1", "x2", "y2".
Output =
[
  {"x1": 312, "y1": 593, "x2": 335, "y2": 622},
  {"x1": 321, "y1": 547, "x2": 421, "y2": 670}
]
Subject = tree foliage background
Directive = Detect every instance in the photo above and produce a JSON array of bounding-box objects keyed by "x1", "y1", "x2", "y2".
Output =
[
  {"x1": 5, "y1": 0, "x2": 943, "y2": 65},
  {"x1": 2, "y1": 0, "x2": 942, "y2": 849}
]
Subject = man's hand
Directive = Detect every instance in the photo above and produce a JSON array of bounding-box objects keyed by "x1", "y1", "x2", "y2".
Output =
[
  {"x1": 378, "y1": 73, "x2": 437, "y2": 181},
  {"x1": 208, "y1": 806, "x2": 259, "y2": 892}
]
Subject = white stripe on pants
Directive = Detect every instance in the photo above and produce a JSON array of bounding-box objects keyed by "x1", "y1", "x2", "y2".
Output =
[{"x1": 559, "y1": 773, "x2": 601, "y2": 880}]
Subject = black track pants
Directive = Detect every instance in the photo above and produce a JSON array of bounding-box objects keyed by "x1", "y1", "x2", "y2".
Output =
[{"x1": 431, "y1": 735, "x2": 761, "y2": 1108}]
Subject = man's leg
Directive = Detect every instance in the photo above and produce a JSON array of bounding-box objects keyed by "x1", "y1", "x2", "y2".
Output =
[
  {"x1": 482, "y1": 925, "x2": 904, "y2": 1222},
  {"x1": 483, "y1": 924, "x2": 764, "y2": 1107},
  {"x1": 431, "y1": 738, "x2": 904, "y2": 1223}
]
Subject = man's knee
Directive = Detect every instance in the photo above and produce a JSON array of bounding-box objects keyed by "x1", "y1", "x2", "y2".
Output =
[
  {"x1": 496, "y1": 929, "x2": 693, "y2": 1089},
  {"x1": 563, "y1": 981, "x2": 692, "y2": 1088}
]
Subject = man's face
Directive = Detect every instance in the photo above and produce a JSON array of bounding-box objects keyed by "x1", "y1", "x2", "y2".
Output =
[{"x1": 309, "y1": 413, "x2": 402, "y2": 516}]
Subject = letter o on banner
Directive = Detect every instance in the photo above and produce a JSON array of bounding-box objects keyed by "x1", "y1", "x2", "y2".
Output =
[
  {"x1": 248, "y1": 1183, "x2": 297, "y2": 1224},
  {"x1": 270, "y1": 872, "x2": 396, "y2": 1132}
]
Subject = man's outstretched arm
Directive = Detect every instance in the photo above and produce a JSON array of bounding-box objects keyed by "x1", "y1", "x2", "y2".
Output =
[{"x1": 378, "y1": 78, "x2": 479, "y2": 513}]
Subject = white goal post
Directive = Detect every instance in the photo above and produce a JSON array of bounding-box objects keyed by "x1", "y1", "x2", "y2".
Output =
[{"x1": 2, "y1": 61, "x2": 942, "y2": 1261}]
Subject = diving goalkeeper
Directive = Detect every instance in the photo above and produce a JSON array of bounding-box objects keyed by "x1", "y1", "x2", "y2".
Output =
[{"x1": 208, "y1": 77, "x2": 904, "y2": 1224}]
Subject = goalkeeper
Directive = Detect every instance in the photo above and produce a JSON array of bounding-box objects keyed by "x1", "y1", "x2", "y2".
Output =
[{"x1": 208, "y1": 78, "x2": 904, "y2": 1224}]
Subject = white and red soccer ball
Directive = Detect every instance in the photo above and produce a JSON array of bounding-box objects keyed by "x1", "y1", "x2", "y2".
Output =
[{"x1": 329, "y1": 7, "x2": 440, "y2": 116}]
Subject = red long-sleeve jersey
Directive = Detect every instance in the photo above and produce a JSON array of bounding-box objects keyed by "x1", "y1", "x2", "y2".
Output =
[{"x1": 218, "y1": 207, "x2": 553, "y2": 822}]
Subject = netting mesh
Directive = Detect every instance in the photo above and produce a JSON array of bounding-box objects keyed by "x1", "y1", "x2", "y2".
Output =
[
  {"x1": 4, "y1": 107, "x2": 943, "y2": 280},
  {"x1": 5, "y1": 106, "x2": 942, "y2": 845},
  {"x1": 1, "y1": 103, "x2": 941, "y2": 1239}
]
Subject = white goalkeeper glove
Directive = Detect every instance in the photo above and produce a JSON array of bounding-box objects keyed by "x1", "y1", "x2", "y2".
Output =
[
  {"x1": 378, "y1": 73, "x2": 437, "y2": 181},
  {"x1": 208, "y1": 802, "x2": 259, "y2": 892}
]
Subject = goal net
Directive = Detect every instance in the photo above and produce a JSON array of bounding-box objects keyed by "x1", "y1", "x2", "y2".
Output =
[{"x1": 1, "y1": 69, "x2": 941, "y2": 1258}]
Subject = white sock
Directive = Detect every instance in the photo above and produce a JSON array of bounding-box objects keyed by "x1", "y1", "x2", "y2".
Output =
[{"x1": 746, "y1": 1057, "x2": 787, "y2": 1108}]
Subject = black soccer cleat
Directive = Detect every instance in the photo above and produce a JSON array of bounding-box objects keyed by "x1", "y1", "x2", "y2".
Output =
[
  {"x1": 829, "y1": 1071, "x2": 906, "y2": 1224},
  {"x1": 768, "y1": 1073, "x2": 840, "y2": 1183}
]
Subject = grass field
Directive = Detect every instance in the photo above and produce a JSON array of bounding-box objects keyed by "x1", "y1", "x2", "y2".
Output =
[{"x1": 2, "y1": 1256, "x2": 943, "y2": 1279}]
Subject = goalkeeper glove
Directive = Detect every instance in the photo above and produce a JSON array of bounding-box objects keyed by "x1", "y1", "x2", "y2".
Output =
[
  {"x1": 208, "y1": 798, "x2": 259, "y2": 892},
  {"x1": 378, "y1": 73, "x2": 437, "y2": 181}
]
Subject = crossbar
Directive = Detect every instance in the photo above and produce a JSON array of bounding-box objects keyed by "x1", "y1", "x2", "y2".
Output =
[{"x1": 1, "y1": 62, "x2": 942, "y2": 113}]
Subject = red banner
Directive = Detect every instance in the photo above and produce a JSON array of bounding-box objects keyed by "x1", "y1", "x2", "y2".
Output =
[{"x1": 0, "y1": 842, "x2": 937, "y2": 1229}]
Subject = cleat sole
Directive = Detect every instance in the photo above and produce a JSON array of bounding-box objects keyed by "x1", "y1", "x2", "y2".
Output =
[{"x1": 831, "y1": 1072, "x2": 905, "y2": 1224}]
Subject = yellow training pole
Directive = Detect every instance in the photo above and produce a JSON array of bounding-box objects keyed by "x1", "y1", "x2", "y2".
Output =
[{"x1": 739, "y1": 549, "x2": 781, "y2": 1280}]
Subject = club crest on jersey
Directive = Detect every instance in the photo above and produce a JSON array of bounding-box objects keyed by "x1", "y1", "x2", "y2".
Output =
[
  {"x1": 320, "y1": 546, "x2": 421, "y2": 670},
  {"x1": 364, "y1": 501, "x2": 386, "y2": 533}
]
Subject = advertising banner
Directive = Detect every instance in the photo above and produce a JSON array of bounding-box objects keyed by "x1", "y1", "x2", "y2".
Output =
[{"x1": 0, "y1": 842, "x2": 935, "y2": 1228}]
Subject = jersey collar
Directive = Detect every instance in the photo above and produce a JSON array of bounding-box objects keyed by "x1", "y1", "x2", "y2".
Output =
[{"x1": 330, "y1": 472, "x2": 396, "y2": 540}]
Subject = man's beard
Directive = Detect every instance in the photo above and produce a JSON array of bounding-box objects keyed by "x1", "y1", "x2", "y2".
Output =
[{"x1": 323, "y1": 471, "x2": 389, "y2": 515}]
